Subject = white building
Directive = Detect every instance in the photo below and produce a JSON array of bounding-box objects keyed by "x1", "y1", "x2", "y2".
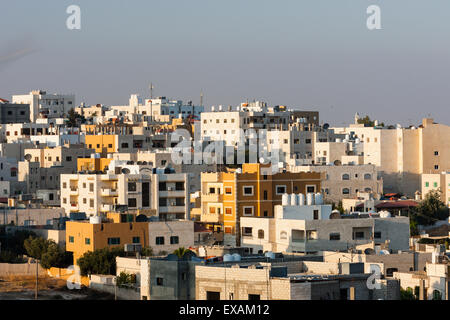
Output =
[{"x1": 12, "y1": 90, "x2": 75, "y2": 121}]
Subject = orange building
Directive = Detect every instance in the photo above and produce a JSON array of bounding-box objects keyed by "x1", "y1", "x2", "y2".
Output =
[
  {"x1": 66, "y1": 216, "x2": 149, "y2": 265},
  {"x1": 200, "y1": 163, "x2": 323, "y2": 245},
  {"x1": 77, "y1": 157, "x2": 113, "y2": 172}
]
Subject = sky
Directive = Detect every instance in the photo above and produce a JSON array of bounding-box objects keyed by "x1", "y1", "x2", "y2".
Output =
[{"x1": 1, "y1": 0, "x2": 449, "y2": 127}]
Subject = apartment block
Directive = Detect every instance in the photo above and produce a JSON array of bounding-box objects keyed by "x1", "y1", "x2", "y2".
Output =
[
  {"x1": 240, "y1": 197, "x2": 410, "y2": 254},
  {"x1": 421, "y1": 172, "x2": 450, "y2": 207},
  {"x1": 200, "y1": 163, "x2": 323, "y2": 245}
]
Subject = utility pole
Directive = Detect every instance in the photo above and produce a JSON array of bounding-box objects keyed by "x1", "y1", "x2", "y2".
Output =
[{"x1": 35, "y1": 259, "x2": 38, "y2": 300}]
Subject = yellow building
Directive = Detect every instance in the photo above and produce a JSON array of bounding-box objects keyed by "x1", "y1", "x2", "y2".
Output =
[
  {"x1": 77, "y1": 157, "x2": 113, "y2": 172},
  {"x1": 200, "y1": 163, "x2": 323, "y2": 245},
  {"x1": 84, "y1": 134, "x2": 118, "y2": 153},
  {"x1": 66, "y1": 218, "x2": 149, "y2": 265}
]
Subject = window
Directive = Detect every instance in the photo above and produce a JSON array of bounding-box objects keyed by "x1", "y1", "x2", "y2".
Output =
[
  {"x1": 305, "y1": 139, "x2": 311, "y2": 144},
  {"x1": 313, "y1": 210, "x2": 319, "y2": 220},
  {"x1": 354, "y1": 232, "x2": 364, "y2": 240},
  {"x1": 243, "y1": 186, "x2": 254, "y2": 196},
  {"x1": 342, "y1": 188, "x2": 350, "y2": 195},
  {"x1": 433, "y1": 182, "x2": 438, "y2": 188},
  {"x1": 263, "y1": 210, "x2": 268, "y2": 217},
  {"x1": 248, "y1": 294, "x2": 260, "y2": 300},
  {"x1": 434, "y1": 165, "x2": 439, "y2": 170},
  {"x1": 209, "y1": 187, "x2": 215, "y2": 194},
  {"x1": 128, "y1": 182, "x2": 137, "y2": 192},
  {"x1": 132, "y1": 237, "x2": 140, "y2": 244},
  {"x1": 128, "y1": 198, "x2": 137, "y2": 208},
  {"x1": 225, "y1": 187, "x2": 232, "y2": 195},
  {"x1": 258, "y1": 229, "x2": 264, "y2": 239},
  {"x1": 330, "y1": 233, "x2": 340, "y2": 241},
  {"x1": 108, "y1": 237, "x2": 120, "y2": 245},
  {"x1": 156, "y1": 278, "x2": 164, "y2": 286},
  {"x1": 280, "y1": 231, "x2": 287, "y2": 240},
  {"x1": 170, "y1": 236, "x2": 179, "y2": 244},
  {"x1": 306, "y1": 185, "x2": 316, "y2": 193},
  {"x1": 85, "y1": 238, "x2": 90, "y2": 245},
  {"x1": 275, "y1": 185, "x2": 286, "y2": 195},
  {"x1": 434, "y1": 151, "x2": 439, "y2": 156},
  {"x1": 69, "y1": 236, "x2": 74, "y2": 243},
  {"x1": 263, "y1": 190, "x2": 268, "y2": 200},
  {"x1": 243, "y1": 206, "x2": 254, "y2": 216},
  {"x1": 425, "y1": 182, "x2": 429, "y2": 187},
  {"x1": 66, "y1": 156, "x2": 72, "y2": 162},
  {"x1": 121, "y1": 143, "x2": 129, "y2": 148},
  {"x1": 342, "y1": 174, "x2": 350, "y2": 180},
  {"x1": 225, "y1": 207, "x2": 232, "y2": 215},
  {"x1": 364, "y1": 173, "x2": 372, "y2": 180},
  {"x1": 89, "y1": 183, "x2": 94, "y2": 192},
  {"x1": 156, "y1": 237, "x2": 165, "y2": 245},
  {"x1": 209, "y1": 207, "x2": 216, "y2": 214},
  {"x1": 90, "y1": 199, "x2": 94, "y2": 208},
  {"x1": 374, "y1": 232, "x2": 381, "y2": 239},
  {"x1": 243, "y1": 227, "x2": 253, "y2": 236}
]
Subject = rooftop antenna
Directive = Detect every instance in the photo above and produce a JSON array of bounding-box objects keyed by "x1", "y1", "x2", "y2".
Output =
[
  {"x1": 149, "y1": 83, "x2": 155, "y2": 99},
  {"x1": 200, "y1": 91, "x2": 203, "y2": 107}
]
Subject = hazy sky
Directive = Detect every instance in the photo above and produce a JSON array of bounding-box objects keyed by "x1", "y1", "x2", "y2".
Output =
[{"x1": 1, "y1": 0, "x2": 449, "y2": 127}]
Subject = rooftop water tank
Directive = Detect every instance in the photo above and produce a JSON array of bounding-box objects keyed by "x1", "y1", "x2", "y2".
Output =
[
  {"x1": 232, "y1": 253, "x2": 241, "y2": 262},
  {"x1": 265, "y1": 252, "x2": 275, "y2": 259},
  {"x1": 223, "y1": 254, "x2": 233, "y2": 262},
  {"x1": 314, "y1": 193, "x2": 323, "y2": 205},
  {"x1": 90, "y1": 216, "x2": 102, "y2": 224},
  {"x1": 298, "y1": 193, "x2": 305, "y2": 206},
  {"x1": 291, "y1": 193, "x2": 298, "y2": 206},
  {"x1": 306, "y1": 193, "x2": 314, "y2": 206},
  {"x1": 379, "y1": 211, "x2": 391, "y2": 218},
  {"x1": 282, "y1": 193, "x2": 291, "y2": 206}
]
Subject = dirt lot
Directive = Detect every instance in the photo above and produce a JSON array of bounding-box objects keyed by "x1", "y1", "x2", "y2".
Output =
[{"x1": 0, "y1": 275, "x2": 115, "y2": 300}]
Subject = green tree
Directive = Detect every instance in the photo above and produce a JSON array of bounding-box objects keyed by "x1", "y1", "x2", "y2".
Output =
[
  {"x1": 411, "y1": 190, "x2": 449, "y2": 226},
  {"x1": 24, "y1": 236, "x2": 50, "y2": 260},
  {"x1": 335, "y1": 201, "x2": 345, "y2": 214},
  {"x1": 66, "y1": 108, "x2": 83, "y2": 127},
  {"x1": 140, "y1": 246, "x2": 153, "y2": 257},
  {"x1": 116, "y1": 272, "x2": 136, "y2": 287},
  {"x1": 77, "y1": 247, "x2": 125, "y2": 276},
  {"x1": 173, "y1": 247, "x2": 193, "y2": 259},
  {"x1": 40, "y1": 241, "x2": 73, "y2": 269},
  {"x1": 357, "y1": 115, "x2": 385, "y2": 127},
  {"x1": 400, "y1": 287, "x2": 417, "y2": 300}
]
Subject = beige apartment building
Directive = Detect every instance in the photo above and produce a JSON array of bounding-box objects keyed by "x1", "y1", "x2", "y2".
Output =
[
  {"x1": 290, "y1": 164, "x2": 383, "y2": 203},
  {"x1": 421, "y1": 172, "x2": 450, "y2": 207},
  {"x1": 333, "y1": 118, "x2": 450, "y2": 196},
  {"x1": 60, "y1": 161, "x2": 190, "y2": 219}
]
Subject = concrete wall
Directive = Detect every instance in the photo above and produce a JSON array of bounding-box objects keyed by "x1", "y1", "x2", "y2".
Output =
[{"x1": 0, "y1": 263, "x2": 45, "y2": 276}]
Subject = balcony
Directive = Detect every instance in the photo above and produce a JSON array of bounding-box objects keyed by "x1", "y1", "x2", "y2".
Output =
[
  {"x1": 158, "y1": 190, "x2": 186, "y2": 197},
  {"x1": 101, "y1": 188, "x2": 118, "y2": 197},
  {"x1": 201, "y1": 193, "x2": 222, "y2": 202},
  {"x1": 101, "y1": 204, "x2": 114, "y2": 212},
  {"x1": 70, "y1": 203, "x2": 78, "y2": 211},
  {"x1": 101, "y1": 174, "x2": 118, "y2": 181},
  {"x1": 70, "y1": 187, "x2": 78, "y2": 195},
  {"x1": 159, "y1": 206, "x2": 185, "y2": 214}
]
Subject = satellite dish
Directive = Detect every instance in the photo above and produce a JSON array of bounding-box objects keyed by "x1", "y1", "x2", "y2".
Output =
[
  {"x1": 323, "y1": 123, "x2": 330, "y2": 130},
  {"x1": 364, "y1": 248, "x2": 376, "y2": 255},
  {"x1": 24, "y1": 154, "x2": 32, "y2": 161},
  {"x1": 259, "y1": 157, "x2": 266, "y2": 164},
  {"x1": 121, "y1": 168, "x2": 130, "y2": 174},
  {"x1": 333, "y1": 160, "x2": 342, "y2": 166}
]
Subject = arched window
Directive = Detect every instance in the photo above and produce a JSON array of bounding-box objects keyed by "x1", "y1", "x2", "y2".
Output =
[
  {"x1": 258, "y1": 229, "x2": 265, "y2": 239},
  {"x1": 280, "y1": 231, "x2": 287, "y2": 240},
  {"x1": 342, "y1": 188, "x2": 350, "y2": 195},
  {"x1": 364, "y1": 173, "x2": 372, "y2": 180},
  {"x1": 364, "y1": 187, "x2": 372, "y2": 193},
  {"x1": 342, "y1": 174, "x2": 350, "y2": 181},
  {"x1": 432, "y1": 290, "x2": 442, "y2": 300}
]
